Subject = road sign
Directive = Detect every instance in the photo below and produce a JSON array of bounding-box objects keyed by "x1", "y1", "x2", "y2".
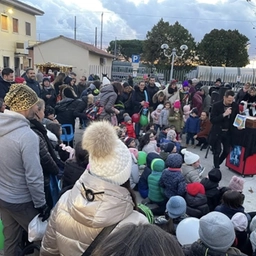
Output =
[
  {"x1": 132, "y1": 63, "x2": 139, "y2": 70},
  {"x1": 132, "y1": 55, "x2": 140, "y2": 63},
  {"x1": 133, "y1": 70, "x2": 137, "y2": 77}
]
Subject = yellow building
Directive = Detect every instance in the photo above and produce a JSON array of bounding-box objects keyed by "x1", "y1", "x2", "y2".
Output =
[{"x1": 0, "y1": 0, "x2": 43, "y2": 75}]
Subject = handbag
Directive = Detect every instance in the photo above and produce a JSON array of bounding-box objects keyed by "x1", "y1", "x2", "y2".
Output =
[
  {"x1": 81, "y1": 222, "x2": 119, "y2": 256},
  {"x1": 111, "y1": 114, "x2": 118, "y2": 126}
]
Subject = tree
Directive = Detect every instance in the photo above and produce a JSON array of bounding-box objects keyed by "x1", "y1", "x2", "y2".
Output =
[
  {"x1": 198, "y1": 29, "x2": 249, "y2": 67},
  {"x1": 107, "y1": 39, "x2": 144, "y2": 61},
  {"x1": 143, "y1": 19, "x2": 196, "y2": 68}
]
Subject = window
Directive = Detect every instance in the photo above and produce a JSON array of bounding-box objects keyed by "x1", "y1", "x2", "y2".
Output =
[
  {"x1": 13, "y1": 18, "x2": 18, "y2": 33},
  {"x1": 28, "y1": 58, "x2": 32, "y2": 67},
  {"x1": 3, "y1": 57, "x2": 10, "y2": 68},
  {"x1": 1, "y1": 15, "x2": 8, "y2": 30},
  {"x1": 25, "y1": 22, "x2": 31, "y2": 36}
]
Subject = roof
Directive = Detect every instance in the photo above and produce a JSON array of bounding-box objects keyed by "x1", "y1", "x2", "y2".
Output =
[
  {"x1": 35, "y1": 62, "x2": 72, "y2": 68},
  {"x1": 29, "y1": 35, "x2": 114, "y2": 58},
  {"x1": 1, "y1": 0, "x2": 44, "y2": 16}
]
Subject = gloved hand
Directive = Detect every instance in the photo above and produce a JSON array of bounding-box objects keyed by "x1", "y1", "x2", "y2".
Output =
[{"x1": 36, "y1": 204, "x2": 51, "y2": 222}]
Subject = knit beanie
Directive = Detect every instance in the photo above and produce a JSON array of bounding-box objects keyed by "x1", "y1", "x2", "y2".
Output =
[
  {"x1": 165, "y1": 153, "x2": 183, "y2": 168},
  {"x1": 250, "y1": 230, "x2": 256, "y2": 252},
  {"x1": 4, "y1": 84, "x2": 38, "y2": 112},
  {"x1": 199, "y1": 212, "x2": 235, "y2": 252},
  {"x1": 157, "y1": 104, "x2": 164, "y2": 110},
  {"x1": 228, "y1": 176, "x2": 244, "y2": 192},
  {"x1": 186, "y1": 182, "x2": 205, "y2": 196},
  {"x1": 124, "y1": 137, "x2": 135, "y2": 147},
  {"x1": 181, "y1": 149, "x2": 199, "y2": 165},
  {"x1": 150, "y1": 158, "x2": 165, "y2": 172},
  {"x1": 183, "y1": 80, "x2": 189, "y2": 87},
  {"x1": 82, "y1": 121, "x2": 132, "y2": 185},
  {"x1": 123, "y1": 113, "x2": 132, "y2": 122},
  {"x1": 14, "y1": 77, "x2": 25, "y2": 83},
  {"x1": 250, "y1": 216, "x2": 256, "y2": 232},
  {"x1": 183, "y1": 105, "x2": 190, "y2": 115},
  {"x1": 160, "y1": 142, "x2": 175, "y2": 153},
  {"x1": 231, "y1": 212, "x2": 248, "y2": 232},
  {"x1": 173, "y1": 100, "x2": 181, "y2": 109},
  {"x1": 208, "y1": 168, "x2": 222, "y2": 183},
  {"x1": 166, "y1": 196, "x2": 186, "y2": 219}
]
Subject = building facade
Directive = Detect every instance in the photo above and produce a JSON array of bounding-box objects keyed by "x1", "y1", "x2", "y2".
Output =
[
  {"x1": 30, "y1": 35, "x2": 114, "y2": 79},
  {"x1": 0, "y1": 0, "x2": 43, "y2": 75}
]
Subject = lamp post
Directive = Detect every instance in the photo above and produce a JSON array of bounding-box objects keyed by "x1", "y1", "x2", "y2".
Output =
[{"x1": 161, "y1": 44, "x2": 188, "y2": 81}]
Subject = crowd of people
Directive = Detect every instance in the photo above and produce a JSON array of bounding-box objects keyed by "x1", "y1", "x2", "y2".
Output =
[{"x1": 0, "y1": 67, "x2": 256, "y2": 256}]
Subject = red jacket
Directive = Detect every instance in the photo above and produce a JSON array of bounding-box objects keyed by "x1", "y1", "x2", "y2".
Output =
[{"x1": 122, "y1": 122, "x2": 136, "y2": 138}]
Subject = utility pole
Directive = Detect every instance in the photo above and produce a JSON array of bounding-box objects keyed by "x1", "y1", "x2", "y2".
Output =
[
  {"x1": 74, "y1": 16, "x2": 77, "y2": 40},
  {"x1": 114, "y1": 37, "x2": 117, "y2": 59},
  {"x1": 100, "y1": 12, "x2": 103, "y2": 49},
  {"x1": 95, "y1": 27, "x2": 97, "y2": 47}
]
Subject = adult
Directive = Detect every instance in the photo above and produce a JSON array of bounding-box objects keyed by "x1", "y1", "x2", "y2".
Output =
[
  {"x1": 235, "y1": 82, "x2": 250, "y2": 104},
  {"x1": 53, "y1": 72, "x2": 65, "y2": 96},
  {"x1": 36, "y1": 69, "x2": 44, "y2": 83},
  {"x1": 30, "y1": 99, "x2": 59, "y2": 209},
  {"x1": 191, "y1": 90, "x2": 203, "y2": 115},
  {"x1": 209, "y1": 78, "x2": 223, "y2": 96},
  {"x1": 41, "y1": 77, "x2": 57, "y2": 108},
  {"x1": 77, "y1": 76, "x2": 87, "y2": 97},
  {"x1": 128, "y1": 74, "x2": 134, "y2": 87},
  {"x1": 179, "y1": 80, "x2": 190, "y2": 107},
  {"x1": 152, "y1": 90, "x2": 166, "y2": 110},
  {"x1": 0, "y1": 67, "x2": 14, "y2": 98},
  {"x1": 163, "y1": 79, "x2": 180, "y2": 105},
  {"x1": 209, "y1": 90, "x2": 239, "y2": 168},
  {"x1": 121, "y1": 82, "x2": 134, "y2": 116},
  {"x1": 99, "y1": 81, "x2": 123, "y2": 121},
  {"x1": 194, "y1": 111, "x2": 212, "y2": 148},
  {"x1": 146, "y1": 77, "x2": 159, "y2": 109},
  {"x1": 24, "y1": 68, "x2": 41, "y2": 97},
  {"x1": 200, "y1": 86, "x2": 211, "y2": 113},
  {"x1": 40, "y1": 121, "x2": 148, "y2": 255},
  {"x1": 0, "y1": 84, "x2": 50, "y2": 255},
  {"x1": 242, "y1": 86, "x2": 256, "y2": 116}
]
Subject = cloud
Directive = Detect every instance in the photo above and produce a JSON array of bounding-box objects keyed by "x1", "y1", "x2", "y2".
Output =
[{"x1": 23, "y1": 0, "x2": 256, "y2": 58}]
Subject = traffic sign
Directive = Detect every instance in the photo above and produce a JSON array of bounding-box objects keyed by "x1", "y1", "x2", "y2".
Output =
[
  {"x1": 132, "y1": 55, "x2": 140, "y2": 63},
  {"x1": 132, "y1": 63, "x2": 139, "y2": 70}
]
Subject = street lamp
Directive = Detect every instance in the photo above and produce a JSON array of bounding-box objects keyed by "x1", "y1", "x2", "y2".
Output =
[{"x1": 161, "y1": 43, "x2": 188, "y2": 81}]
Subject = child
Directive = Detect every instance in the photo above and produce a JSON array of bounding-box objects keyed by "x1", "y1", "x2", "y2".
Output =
[
  {"x1": 200, "y1": 168, "x2": 222, "y2": 211},
  {"x1": 159, "y1": 142, "x2": 176, "y2": 161},
  {"x1": 129, "y1": 148, "x2": 140, "y2": 190},
  {"x1": 122, "y1": 113, "x2": 136, "y2": 138},
  {"x1": 119, "y1": 123, "x2": 128, "y2": 141},
  {"x1": 157, "y1": 125, "x2": 171, "y2": 145},
  {"x1": 168, "y1": 100, "x2": 184, "y2": 140},
  {"x1": 159, "y1": 153, "x2": 186, "y2": 199},
  {"x1": 148, "y1": 158, "x2": 166, "y2": 215},
  {"x1": 183, "y1": 104, "x2": 191, "y2": 123},
  {"x1": 160, "y1": 101, "x2": 171, "y2": 128},
  {"x1": 184, "y1": 108, "x2": 200, "y2": 147},
  {"x1": 181, "y1": 149, "x2": 205, "y2": 183},
  {"x1": 228, "y1": 175, "x2": 244, "y2": 193},
  {"x1": 124, "y1": 137, "x2": 137, "y2": 149},
  {"x1": 140, "y1": 129, "x2": 159, "y2": 154},
  {"x1": 151, "y1": 104, "x2": 164, "y2": 132},
  {"x1": 166, "y1": 125, "x2": 181, "y2": 152}
]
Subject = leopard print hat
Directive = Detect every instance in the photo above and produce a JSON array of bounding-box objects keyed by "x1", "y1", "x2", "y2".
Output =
[{"x1": 4, "y1": 84, "x2": 39, "y2": 112}]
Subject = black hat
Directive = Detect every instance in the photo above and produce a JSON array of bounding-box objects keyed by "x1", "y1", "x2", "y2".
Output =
[
  {"x1": 208, "y1": 168, "x2": 222, "y2": 182},
  {"x1": 160, "y1": 142, "x2": 175, "y2": 153},
  {"x1": 216, "y1": 78, "x2": 221, "y2": 83}
]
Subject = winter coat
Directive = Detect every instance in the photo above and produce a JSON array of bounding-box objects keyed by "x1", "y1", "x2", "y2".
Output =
[
  {"x1": 151, "y1": 110, "x2": 161, "y2": 125},
  {"x1": 235, "y1": 88, "x2": 247, "y2": 104},
  {"x1": 99, "y1": 84, "x2": 117, "y2": 121},
  {"x1": 121, "y1": 91, "x2": 133, "y2": 116},
  {"x1": 157, "y1": 131, "x2": 167, "y2": 145},
  {"x1": 142, "y1": 140, "x2": 159, "y2": 154},
  {"x1": 183, "y1": 240, "x2": 247, "y2": 256},
  {"x1": 163, "y1": 87, "x2": 180, "y2": 105},
  {"x1": 0, "y1": 76, "x2": 13, "y2": 99},
  {"x1": 209, "y1": 101, "x2": 239, "y2": 146},
  {"x1": 62, "y1": 159, "x2": 86, "y2": 189},
  {"x1": 191, "y1": 91, "x2": 203, "y2": 115},
  {"x1": 168, "y1": 109, "x2": 184, "y2": 133},
  {"x1": 160, "y1": 108, "x2": 169, "y2": 127},
  {"x1": 138, "y1": 152, "x2": 159, "y2": 199},
  {"x1": 200, "y1": 178, "x2": 221, "y2": 211},
  {"x1": 146, "y1": 84, "x2": 159, "y2": 106},
  {"x1": 185, "y1": 115, "x2": 200, "y2": 134},
  {"x1": 130, "y1": 154, "x2": 140, "y2": 189},
  {"x1": 152, "y1": 91, "x2": 166, "y2": 110},
  {"x1": 185, "y1": 193, "x2": 209, "y2": 218},
  {"x1": 30, "y1": 119, "x2": 59, "y2": 187},
  {"x1": 215, "y1": 204, "x2": 246, "y2": 219},
  {"x1": 201, "y1": 86, "x2": 211, "y2": 113},
  {"x1": 40, "y1": 171, "x2": 148, "y2": 256},
  {"x1": 148, "y1": 171, "x2": 165, "y2": 203},
  {"x1": 73, "y1": 96, "x2": 88, "y2": 120},
  {"x1": 196, "y1": 118, "x2": 212, "y2": 139},
  {"x1": 25, "y1": 77, "x2": 41, "y2": 97},
  {"x1": 41, "y1": 87, "x2": 57, "y2": 108},
  {"x1": 53, "y1": 81, "x2": 63, "y2": 96},
  {"x1": 159, "y1": 168, "x2": 186, "y2": 199},
  {"x1": 243, "y1": 93, "x2": 256, "y2": 116},
  {"x1": 132, "y1": 86, "x2": 148, "y2": 114},
  {"x1": 55, "y1": 98, "x2": 80, "y2": 128},
  {"x1": 121, "y1": 122, "x2": 136, "y2": 138},
  {"x1": 77, "y1": 82, "x2": 87, "y2": 97},
  {"x1": 182, "y1": 165, "x2": 200, "y2": 183}
]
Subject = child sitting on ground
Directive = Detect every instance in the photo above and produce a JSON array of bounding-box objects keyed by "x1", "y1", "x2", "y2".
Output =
[
  {"x1": 124, "y1": 137, "x2": 137, "y2": 149},
  {"x1": 181, "y1": 149, "x2": 205, "y2": 183},
  {"x1": 159, "y1": 142, "x2": 177, "y2": 161}
]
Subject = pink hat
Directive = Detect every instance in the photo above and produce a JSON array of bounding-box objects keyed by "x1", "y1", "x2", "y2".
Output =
[
  {"x1": 129, "y1": 148, "x2": 138, "y2": 159},
  {"x1": 15, "y1": 77, "x2": 25, "y2": 83},
  {"x1": 228, "y1": 175, "x2": 244, "y2": 192},
  {"x1": 173, "y1": 100, "x2": 181, "y2": 109}
]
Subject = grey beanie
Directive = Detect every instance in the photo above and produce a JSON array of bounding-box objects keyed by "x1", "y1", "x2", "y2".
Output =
[{"x1": 199, "y1": 212, "x2": 235, "y2": 252}]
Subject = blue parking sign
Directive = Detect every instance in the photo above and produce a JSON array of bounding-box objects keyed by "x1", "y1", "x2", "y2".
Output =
[{"x1": 132, "y1": 55, "x2": 140, "y2": 63}]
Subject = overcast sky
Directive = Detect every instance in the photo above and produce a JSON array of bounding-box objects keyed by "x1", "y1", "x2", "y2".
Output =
[{"x1": 24, "y1": 0, "x2": 256, "y2": 59}]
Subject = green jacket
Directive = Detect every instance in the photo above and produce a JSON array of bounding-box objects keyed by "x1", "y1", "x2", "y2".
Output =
[{"x1": 148, "y1": 171, "x2": 165, "y2": 202}]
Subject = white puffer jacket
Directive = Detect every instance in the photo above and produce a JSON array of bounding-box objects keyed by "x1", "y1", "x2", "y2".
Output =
[{"x1": 40, "y1": 171, "x2": 148, "y2": 256}]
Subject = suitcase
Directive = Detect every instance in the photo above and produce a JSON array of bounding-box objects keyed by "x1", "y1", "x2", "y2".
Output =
[{"x1": 246, "y1": 116, "x2": 256, "y2": 128}]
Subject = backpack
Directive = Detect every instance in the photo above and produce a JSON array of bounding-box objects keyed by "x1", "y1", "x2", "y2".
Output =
[{"x1": 85, "y1": 101, "x2": 103, "y2": 121}]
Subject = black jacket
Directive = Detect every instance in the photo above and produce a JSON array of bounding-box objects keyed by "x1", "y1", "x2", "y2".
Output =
[
  {"x1": 73, "y1": 96, "x2": 88, "y2": 120},
  {"x1": 185, "y1": 193, "x2": 209, "y2": 218},
  {"x1": 209, "y1": 100, "x2": 239, "y2": 146},
  {"x1": 41, "y1": 88, "x2": 57, "y2": 108},
  {"x1": 25, "y1": 77, "x2": 41, "y2": 97},
  {"x1": 132, "y1": 86, "x2": 148, "y2": 114},
  {"x1": 146, "y1": 84, "x2": 159, "y2": 106},
  {"x1": 0, "y1": 76, "x2": 13, "y2": 99}
]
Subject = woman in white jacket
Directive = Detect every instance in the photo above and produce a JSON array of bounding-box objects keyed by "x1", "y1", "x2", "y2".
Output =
[{"x1": 40, "y1": 121, "x2": 148, "y2": 256}]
